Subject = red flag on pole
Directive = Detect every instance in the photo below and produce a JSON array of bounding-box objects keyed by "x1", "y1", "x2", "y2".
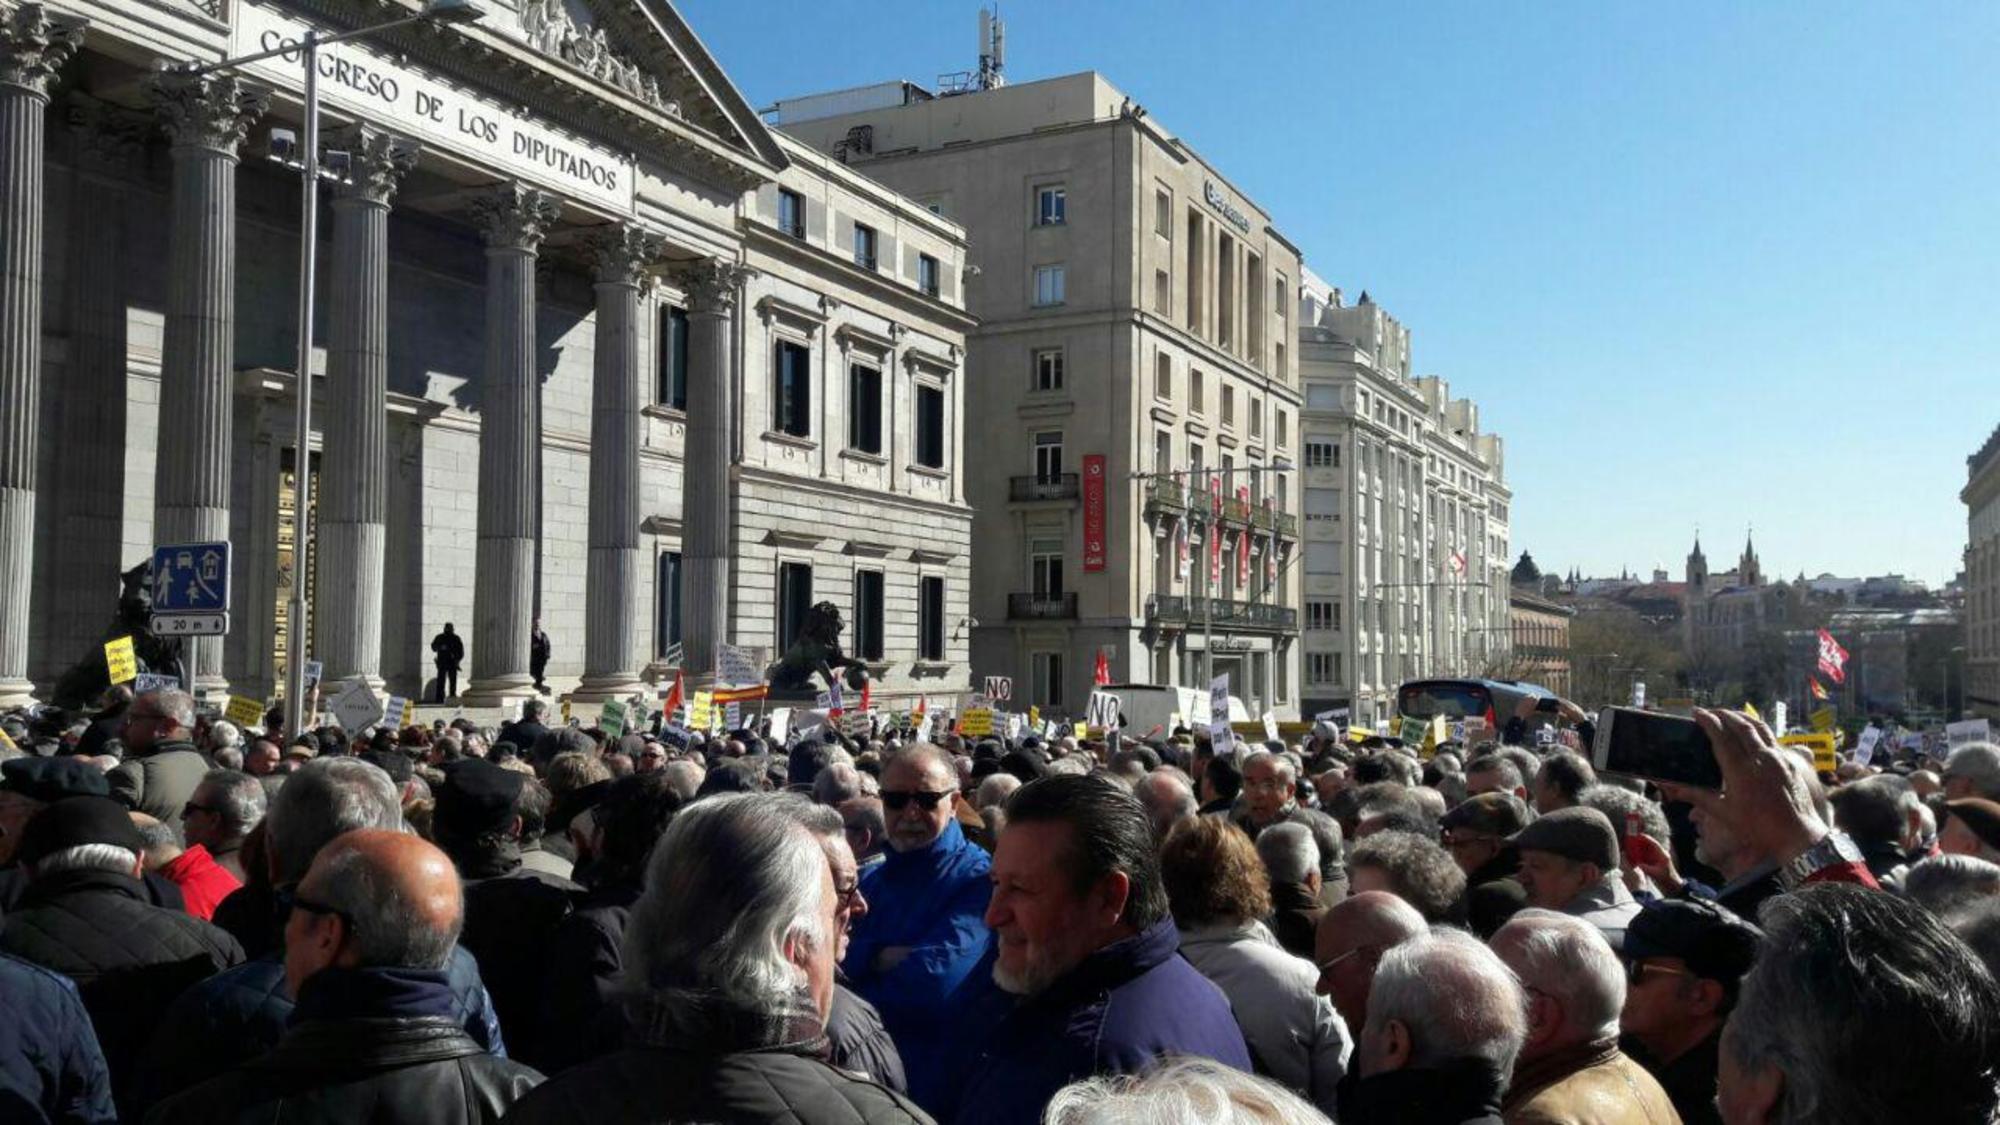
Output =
[
  {"x1": 1093, "y1": 649, "x2": 1111, "y2": 687},
  {"x1": 660, "y1": 668, "x2": 685, "y2": 718},
  {"x1": 1810, "y1": 678, "x2": 1829, "y2": 701},
  {"x1": 1816, "y1": 629, "x2": 1849, "y2": 685},
  {"x1": 859, "y1": 678, "x2": 872, "y2": 713}
]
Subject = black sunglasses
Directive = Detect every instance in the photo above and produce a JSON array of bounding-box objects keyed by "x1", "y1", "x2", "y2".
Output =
[
  {"x1": 274, "y1": 886, "x2": 352, "y2": 928},
  {"x1": 881, "y1": 789, "x2": 954, "y2": 812}
]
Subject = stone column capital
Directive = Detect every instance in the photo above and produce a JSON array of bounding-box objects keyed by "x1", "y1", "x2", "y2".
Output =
[
  {"x1": 470, "y1": 182, "x2": 559, "y2": 252},
  {"x1": 328, "y1": 124, "x2": 419, "y2": 207},
  {"x1": 150, "y1": 69, "x2": 270, "y2": 156},
  {"x1": 584, "y1": 223, "x2": 664, "y2": 288},
  {"x1": 0, "y1": 4, "x2": 83, "y2": 99},
  {"x1": 674, "y1": 257, "x2": 754, "y2": 315},
  {"x1": 65, "y1": 93, "x2": 149, "y2": 178}
]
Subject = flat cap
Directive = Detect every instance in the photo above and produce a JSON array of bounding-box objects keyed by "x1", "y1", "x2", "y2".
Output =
[
  {"x1": 1, "y1": 756, "x2": 110, "y2": 804},
  {"x1": 436, "y1": 758, "x2": 527, "y2": 839},
  {"x1": 1947, "y1": 798, "x2": 2000, "y2": 855},
  {"x1": 1442, "y1": 792, "x2": 1533, "y2": 838},
  {"x1": 1624, "y1": 898, "x2": 1763, "y2": 989},
  {"x1": 1510, "y1": 806, "x2": 1620, "y2": 870},
  {"x1": 20, "y1": 795, "x2": 145, "y2": 865}
]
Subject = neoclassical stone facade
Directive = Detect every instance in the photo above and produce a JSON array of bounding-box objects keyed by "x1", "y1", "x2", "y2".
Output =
[{"x1": 4, "y1": 0, "x2": 973, "y2": 709}]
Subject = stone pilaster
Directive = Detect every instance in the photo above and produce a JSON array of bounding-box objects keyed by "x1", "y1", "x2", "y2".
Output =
[
  {"x1": 150, "y1": 68, "x2": 268, "y2": 701},
  {"x1": 461, "y1": 183, "x2": 558, "y2": 705},
  {"x1": 0, "y1": 4, "x2": 83, "y2": 707},
  {"x1": 674, "y1": 257, "x2": 752, "y2": 681},
  {"x1": 316, "y1": 126, "x2": 416, "y2": 690},
  {"x1": 51, "y1": 95, "x2": 148, "y2": 683},
  {"x1": 573, "y1": 224, "x2": 662, "y2": 702}
]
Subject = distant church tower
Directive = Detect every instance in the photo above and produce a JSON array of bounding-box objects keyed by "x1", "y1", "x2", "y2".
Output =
[
  {"x1": 1686, "y1": 535, "x2": 1708, "y2": 594},
  {"x1": 1739, "y1": 530, "x2": 1762, "y2": 587}
]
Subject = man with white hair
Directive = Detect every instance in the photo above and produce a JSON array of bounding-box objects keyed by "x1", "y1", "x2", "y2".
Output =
[
  {"x1": 1347, "y1": 929, "x2": 1527, "y2": 1125},
  {"x1": 0, "y1": 796, "x2": 242, "y2": 1114},
  {"x1": 1943, "y1": 742, "x2": 2000, "y2": 801},
  {"x1": 1133, "y1": 768, "x2": 1196, "y2": 841},
  {"x1": 181, "y1": 767, "x2": 266, "y2": 883},
  {"x1": 108, "y1": 690, "x2": 213, "y2": 822},
  {"x1": 1256, "y1": 821, "x2": 1324, "y2": 958},
  {"x1": 1234, "y1": 751, "x2": 1301, "y2": 838},
  {"x1": 1488, "y1": 910, "x2": 1677, "y2": 1123},
  {"x1": 502, "y1": 793, "x2": 929, "y2": 1123}
]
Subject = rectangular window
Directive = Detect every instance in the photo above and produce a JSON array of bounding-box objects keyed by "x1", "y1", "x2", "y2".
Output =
[
  {"x1": 1250, "y1": 396, "x2": 1263, "y2": 438},
  {"x1": 918, "y1": 576, "x2": 946, "y2": 660},
  {"x1": 1307, "y1": 600, "x2": 1335, "y2": 630},
  {"x1": 1306, "y1": 441, "x2": 1337, "y2": 468},
  {"x1": 847, "y1": 364, "x2": 882, "y2": 454},
  {"x1": 1190, "y1": 368, "x2": 1205, "y2": 415},
  {"x1": 1032, "y1": 651, "x2": 1065, "y2": 708},
  {"x1": 1033, "y1": 431, "x2": 1064, "y2": 482},
  {"x1": 1036, "y1": 184, "x2": 1066, "y2": 226},
  {"x1": 1154, "y1": 430, "x2": 1173, "y2": 475},
  {"x1": 916, "y1": 385, "x2": 946, "y2": 469},
  {"x1": 778, "y1": 562, "x2": 813, "y2": 652},
  {"x1": 1277, "y1": 410, "x2": 1289, "y2": 448},
  {"x1": 777, "y1": 188, "x2": 804, "y2": 239},
  {"x1": 1155, "y1": 187, "x2": 1172, "y2": 237},
  {"x1": 853, "y1": 222, "x2": 877, "y2": 270},
  {"x1": 852, "y1": 569, "x2": 885, "y2": 661},
  {"x1": 1222, "y1": 385, "x2": 1236, "y2": 429},
  {"x1": 1033, "y1": 264, "x2": 1066, "y2": 307},
  {"x1": 1308, "y1": 652, "x2": 1335, "y2": 685},
  {"x1": 1034, "y1": 348, "x2": 1064, "y2": 391},
  {"x1": 657, "y1": 304, "x2": 689, "y2": 409},
  {"x1": 918, "y1": 253, "x2": 940, "y2": 297},
  {"x1": 1154, "y1": 352, "x2": 1171, "y2": 402},
  {"x1": 1030, "y1": 538, "x2": 1065, "y2": 598},
  {"x1": 1154, "y1": 269, "x2": 1170, "y2": 316},
  {"x1": 655, "y1": 551, "x2": 682, "y2": 655},
  {"x1": 773, "y1": 340, "x2": 811, "y2": 438}
]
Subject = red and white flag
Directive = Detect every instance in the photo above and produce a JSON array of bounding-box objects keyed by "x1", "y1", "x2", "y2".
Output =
[
  {"x1": 1816, "y1": 629, "x2": 1849, "y2": 685},
  {"x1": 660, "y1": 668, "x2": 685, "y2": 718},
  {"x1": 1448, "y1": 550, "x2": 1468, "y2": 577},
  {"x1": 1093, "y1": 649, "x2": 1111, "y2": 687},
  {"x1": 1810, "y1": 678, "x2": 1830, "y2": 701}
]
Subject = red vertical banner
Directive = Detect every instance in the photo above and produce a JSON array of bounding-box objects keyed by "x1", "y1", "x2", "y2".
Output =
[
  {"x1": 1209, "y1": 520, "x2": 1222, "y2": 585},
  {"x1": 1236, "y1": 486, "x2": 1251, "y2": 585},
  {"x1": 1082, "y1": 454, "x2": 1107, "y2": 572}
]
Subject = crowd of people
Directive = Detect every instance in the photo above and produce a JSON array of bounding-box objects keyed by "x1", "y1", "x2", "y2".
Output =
[{"x1": 2, "y1": 684, "x2": 1998, "y2": 1124}]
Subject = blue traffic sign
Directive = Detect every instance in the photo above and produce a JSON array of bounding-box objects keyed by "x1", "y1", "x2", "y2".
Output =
[{"x1": 151, "y1": 541, "x2": 231, "y2": 615}]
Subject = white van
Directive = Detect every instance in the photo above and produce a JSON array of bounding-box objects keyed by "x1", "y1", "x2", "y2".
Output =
[{"x1": 1104, "y1": 683, "x2": 1248, "y2": 737}]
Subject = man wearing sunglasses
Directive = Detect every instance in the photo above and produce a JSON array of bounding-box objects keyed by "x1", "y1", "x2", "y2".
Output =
[
  {"x1": 108, "y1": 689, "x2": 212, "y2": 822},
  {"x1": 842, "y1": 744, "x2": 994, "y2": 1115},
  {"x1": 1618, "y1": 899, "x2": 1760, "y2": 1125}
]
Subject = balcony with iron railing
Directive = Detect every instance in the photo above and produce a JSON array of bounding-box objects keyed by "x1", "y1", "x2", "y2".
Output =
[
  {"x1": 1009, "y1": 473, "x2": 1079, "y2": 502},
  {"x1": 1145, "y1": 595, "x2": 1298, "y2": 630},
  {"x1": 1144, "y1": 477, "x2": 1186, "y2": 513},
  {"x1": 1008, "y1": 591, "x2": 1079, "y2": 619}
]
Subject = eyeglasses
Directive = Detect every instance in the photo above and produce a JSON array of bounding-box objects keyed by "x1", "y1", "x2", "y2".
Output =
[
  {"x1": 835, "y1": 882, "x2": 864, "y2": 910},
  {"x1": 1626, "y1": 960, "x2": 1691, "y2": 986},
  {"x1": 1316, "y1": 943, "x2": 1380, "y2": 974},
  {"x1": 882, "y1": 790, "x2": 953, "y2": 812},
  {"x1": 274, "y1": 886, "x2": 352, "y2": 928}
]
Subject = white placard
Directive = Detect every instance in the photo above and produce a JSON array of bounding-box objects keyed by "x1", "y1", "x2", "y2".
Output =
[
  {"x1": 1086, "y1": 691, "x2": 1120, "y2": 730},
  {"x1": 717, "y1": 644, "x2": 761, "y2": 685},
  {"x1": 1208, "y1": 674, "x2": 1234, "y2": 755},
  {"x1": 329, "y1": 677, "x2": 384, "y2": 733},
  {"x1": 1948, "y1": 718, "x2": 1994, "y2": 747},
  {"x1": 1772, "y1": 701, "x2": 1789, "y2": 737},
  {"x1": 768, "y1": 708, "x2": 792, "y2": 743},
  {"x1": 1854, "y1": 725, "x2": 1883, "y2": 764},
  {"x1": 983, "y1": 676, "x2": 1013, "y2": 702},
  {"x1": 233, "y1": 3, "x2": 634, "y2": 214},
  {"x1": 1630, "y1": 681, "x2": 1646, "y2": 708},
  {"x1": 1261, "y1": 710, "x2": 1279, "y2": 743}
]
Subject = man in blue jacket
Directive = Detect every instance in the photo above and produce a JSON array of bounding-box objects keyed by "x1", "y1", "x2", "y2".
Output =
[
  {"x1": 951, "y1": 773, "x2": 1252, "y2": 1125},
  {"x1": 842, "y1": 743, "x2": 995, "y2": 1113},
  {"x1": 0, "y1": 950, "x2": 116, "y2": 1124}
]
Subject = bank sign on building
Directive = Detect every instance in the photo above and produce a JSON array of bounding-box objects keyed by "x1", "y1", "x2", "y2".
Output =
[{"x1": 0, "y1": 0, "x2": 974, "y2": 709}]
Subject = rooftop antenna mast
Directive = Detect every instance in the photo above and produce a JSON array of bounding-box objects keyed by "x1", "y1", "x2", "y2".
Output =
[{"x1": 978, "y1": 7, "x2": 1006, "y2": 90}]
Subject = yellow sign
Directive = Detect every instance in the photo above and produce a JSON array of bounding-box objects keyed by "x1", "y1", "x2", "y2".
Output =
[
  {"x1": 225, "y1": 695, "x2": 265, "y2": 727},
  {"x1": 689, "y1": 690, "x2": 715, "y2": 732},
  {"x1": 1074, "y1": 721, "x2": 1088, "y2": 739},
  {"x1": 1029, "y1": 705, "x2": 1040, "y2": 727},
  {"x1": 1809, "y1": 706, "x2": 1837, "y2": 733},
  {"x1": 959, "y1": 707, "x2": 994, "y2": 737},
  {"x1": 1348, "y1": 726, "x2": 1369, "y2": 744},
  {"x1": 103, "y1": 636, "x2": 137, "y2": 685},
  {"x1": 561, "y1": 698, "x2": 572, "y2": 724},
  {"x1": 1780, "y1": 732, "x2": 1839, "y2": 774}
]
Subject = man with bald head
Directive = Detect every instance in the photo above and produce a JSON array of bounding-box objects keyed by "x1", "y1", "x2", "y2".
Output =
[
  {"x1": 149, "y1": 831, "x2": 542, "y2": 1123},
  {"x1": 1313, "y1": 889, "x2": 1427, "y2": 1036}
]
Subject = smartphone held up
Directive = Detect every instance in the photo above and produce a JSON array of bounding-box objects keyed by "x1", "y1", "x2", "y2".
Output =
[{"x1": 1591, "y1": 706, "x2": 1724, "y2": 790}]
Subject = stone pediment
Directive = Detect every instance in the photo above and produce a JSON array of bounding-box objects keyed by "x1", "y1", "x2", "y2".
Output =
[{"x1": 508, "y1": 0, "x2": 788, "y2": 172}]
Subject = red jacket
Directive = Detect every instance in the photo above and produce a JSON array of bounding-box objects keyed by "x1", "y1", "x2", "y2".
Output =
[{"x1": 160, "y1": 844, "x2": 243, "y2": 921}]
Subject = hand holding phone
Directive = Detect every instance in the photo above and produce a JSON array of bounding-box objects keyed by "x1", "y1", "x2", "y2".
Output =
[{"x1": 1591, "y1": 706, "x2": 1724, "y2": 789}]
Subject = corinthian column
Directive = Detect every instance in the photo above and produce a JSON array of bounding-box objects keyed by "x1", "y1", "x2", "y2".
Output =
[
  {"x1": 0, "y1": 4, "x2": 83, "y2": 708},
  {"x1": 316, "y1": 127, "x2": 416, "y2": 691},
  {"x1": 149, "y1": 69, "x2": 268, "y2": 701},
  {"x1": 461, "y1": 183, "x2": 558, "y2": 706},
  {"x1": 573, "y1": 224, "x2": 661, "y2": 702},
  {"x1": 674, "y1": 258, "x2": 752, "y2": 681}
]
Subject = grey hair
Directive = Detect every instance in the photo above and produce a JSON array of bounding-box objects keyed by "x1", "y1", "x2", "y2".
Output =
[
  {"x1": 1904, "y1": 854, "x2": 2000, "y2": 919},
  {"x1": 1296, "y1": 808, "x2": 1345, "y2": 875},
  {"x1": 887, "y1": 742, "x2": 955, "y2": 785},
  {"x1": 199, "y1": 768, "x2": 267, "y2": 840},
  {"x1": 1242, "y1": 751, "x2": 1297, "y2": 786},
  {"x1": 660, "y1": 759, "x2": 704, "y2": 801},
  {"x1": 33, "y1": 843, "x2": 139, "y2": 878},
  {"x1": 146, "y1": 690, "x2": 196, "y2": 730},
  {"x1": 133, "y1": 817, "x2": 183, "y2": 856},
  {"x1": 1044, "y1": 1056, "x2": 1324, "y2": 1125},
  {"x1": 1255, "y1": 821, "x2": 1319, "y2": 885},
  {"x1": 620, "y1": 793, "x2": 831, "y2": 1046},
  {"x1": 1577, "y1": 784, "x2": 1670, "y2": 847},
  {"x1": 207, "y1": 720, "x2": 243, "y2": 751},
  {"x1": 265, "y1": 757, "x2": 404, "y2": 883},
  {"x1": 1463, "y1": 754, "x2": 1523, "y2": 792},
  {"x1": 1368, "y1": 928, "x2": 1528, "y2": 1078},
  {"x1": 311, "y1": 837, "x2": 462, "y2": 970},
  {"x1": 1494, "y1": 909, "x2": 1624, "y2": 1043},
  {"x1": 812, "y1": 762, "x2": 863, "y2": 806},
  {"x1": 1044, "y1": 755, "x2": 1091, "y2": 777},
  {"x1": 772, "y1": 791, "x2": 844, "y2": 841},
  {"x1": 1946, "y1": 743, "x2": 2000, "y2": 800},
  {"x1": 976, "y1": 772, "x2": 1023, "y2": 811}
]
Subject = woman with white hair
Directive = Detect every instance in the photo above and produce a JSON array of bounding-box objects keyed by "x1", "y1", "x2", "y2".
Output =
[
  {"x1": 1044, "y1": 1057, "x2": 1328, "y2": 1124},
  {"x1": 501, "y1": 793, "x2": 928, "y2": 1124}
]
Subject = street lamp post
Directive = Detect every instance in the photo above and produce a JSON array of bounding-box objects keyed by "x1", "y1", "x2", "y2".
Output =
[{"x1": 179, "y1": 0, "x2": 483, "y2": 737}]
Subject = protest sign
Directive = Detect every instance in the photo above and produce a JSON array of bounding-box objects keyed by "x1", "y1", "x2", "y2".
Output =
[
  {"x1": 717, "y1": 643, "x2": 761, "y2": 685},
  {"x1": 329, "y1": 679, "x2": 383, "y2": 733},
  {"x1": 1781, "y1": 732, "x2": 1838, "y2": 774},
  {"x1": 1209, "y1": 674, "x2": 1233, "y2": 756},
  {"x1": 1810, "y1": 706, "x2": 1837, "y2": 733},
  {"x1": 1261, "y1": 711, "x2": 1280, "y2": 743},
  {"x1": 983, "y1": 676, "x2": 1013, "y2": 702},
  {"x1": 1948, "y1": 719, "x2": 1993, "y2": 747},
  {"x1": 134, "y1": 672, "x2": 180, "y2": 695},
  {"x1": 224, "y1": 694, "x2": 264, "y2": 727},
  {"x1": 600, "y1": 699, "x2": 629, "y2": 739},
  {"x1": 960, "y1": 708, "x2": 994, "y2": 737},
  {"x1": 103, "y1": 637, "x2": 137, "y2": 685},
  {"x1": 1854, "y1": 725, "x2": 1883, "y2": 765}
]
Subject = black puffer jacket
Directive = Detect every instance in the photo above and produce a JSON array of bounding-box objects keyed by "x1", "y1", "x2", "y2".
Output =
[
  {"x1": 499, "y1": 1041, "x2": 931, "y2": 1125},
  {"x1": 145, "y1": 1016, "x2": 542, "y2": 1124},
  {"x1": 0, "y1": 868, "x2": 242, "y2": 1111},
  {"x1": 454, "y1": 849, "x2": 579, "y2": 1071}
]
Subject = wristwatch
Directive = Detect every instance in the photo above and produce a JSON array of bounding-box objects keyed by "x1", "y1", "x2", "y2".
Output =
[{"x1": 1776, "y1": 830, "x2": 1863, "y2": 891}]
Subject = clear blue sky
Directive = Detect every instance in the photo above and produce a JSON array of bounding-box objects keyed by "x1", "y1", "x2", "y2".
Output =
[{"x1": 683, "y1": 1, "x2": 2000, "y2": 588}]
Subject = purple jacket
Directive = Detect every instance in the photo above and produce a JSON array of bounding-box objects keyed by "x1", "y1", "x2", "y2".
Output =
[{"x1": 949, "y1": 917, "x2": 1252, "y2": 1125}]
